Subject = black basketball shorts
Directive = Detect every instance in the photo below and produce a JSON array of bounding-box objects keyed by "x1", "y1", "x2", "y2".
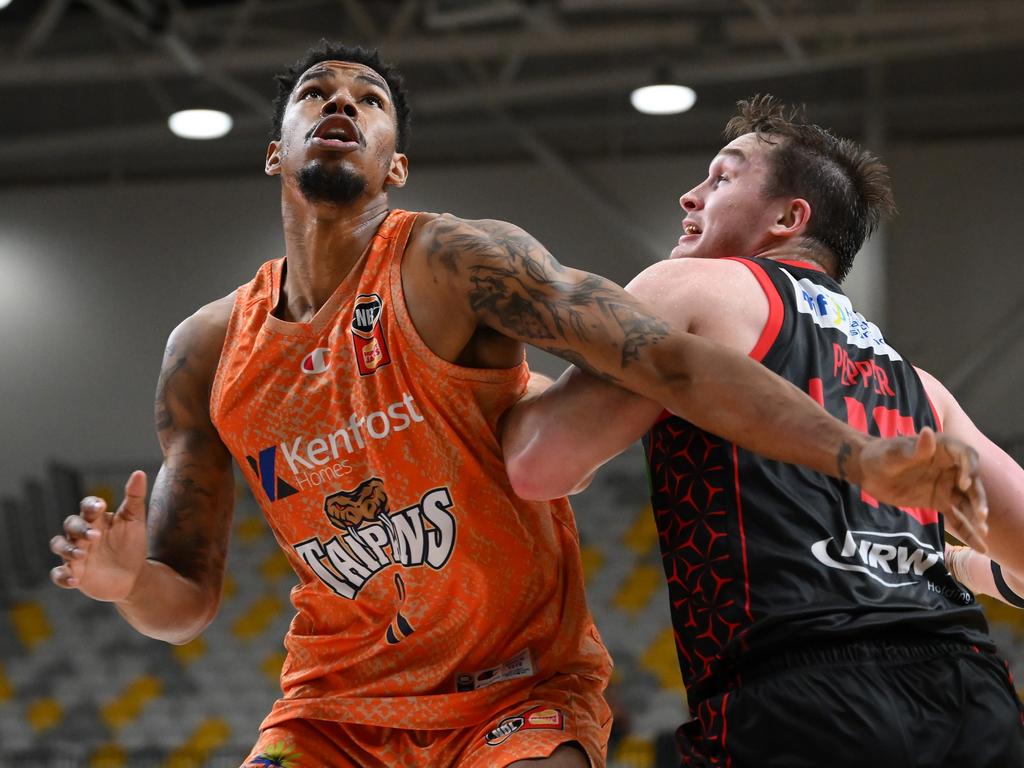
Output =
[{"x1": 675, "y1": 640, "x2": 1024, "y2": 768}]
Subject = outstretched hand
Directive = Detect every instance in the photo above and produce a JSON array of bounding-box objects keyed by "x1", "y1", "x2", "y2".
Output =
[
  {"x1": 858, "y1": 428, "x2": 988, "y2": 552},
  {"x1": 50, "y1": 470, "x2": 150, "y2": 602}
]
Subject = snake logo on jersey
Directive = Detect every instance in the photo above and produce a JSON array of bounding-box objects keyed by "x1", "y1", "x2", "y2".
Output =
[{"x1": 293, "y1": 477, "x2": 457, "y2": 612}]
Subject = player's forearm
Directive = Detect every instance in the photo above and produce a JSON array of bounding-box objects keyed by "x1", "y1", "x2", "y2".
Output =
[
  {"x1": 115, "y1": 558, "x2": 219, "y2": 644},
  {"x1": 946, "y1": 544, "x2": 1024, "y2": 607},
  {"x1": 504, "y1": 367, "x2": 661, "y2": 499},
  {"x1": 648, "y1": 333, "x2": 868, "y2": 483}
]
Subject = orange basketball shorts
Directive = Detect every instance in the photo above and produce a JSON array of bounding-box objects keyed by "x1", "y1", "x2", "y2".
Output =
[{"x1": 240, "y1": 673, "x2": 611, "y2": 768}]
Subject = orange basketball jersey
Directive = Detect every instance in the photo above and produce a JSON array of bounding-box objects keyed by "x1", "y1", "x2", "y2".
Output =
[{"x1": 210, "y1": 209, "x2": 611, "y2": 731}]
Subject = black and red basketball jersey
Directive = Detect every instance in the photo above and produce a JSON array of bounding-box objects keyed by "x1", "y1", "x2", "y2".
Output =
[{"x1": 644, "y1": 257, "x2": 992, "y2": 706}]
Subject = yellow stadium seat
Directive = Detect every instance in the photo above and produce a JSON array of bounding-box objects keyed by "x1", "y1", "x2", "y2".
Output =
[
  {"x1": 164, "y1": 718, "x2": 231, "y2": 768},
  {"x1": 613, "y1": 565, "x2": 662, "y2": 616},
  {"x1": 10, "y1": 602, "x2": 52, "y2": 650},
  {"x1": 623, "y1": 505, "x2": 658, "y2": 555},
  {"x1": 580, "y1": 546, "x2": 604, "y2": 584},
  {"x1": 641, "y1": 627, "x2": 686, "y2": 693},
  {"x1": 27, "y1": 697, "x2": 62, "y2": 732},
  {"x1": 101, "y1": 675, "x2": 162, "y2": 730}
]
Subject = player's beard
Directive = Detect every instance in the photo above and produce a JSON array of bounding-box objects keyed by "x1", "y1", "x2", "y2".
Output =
[{"x1": 296, "y1": 161, "x2": 367, "y2": 205}]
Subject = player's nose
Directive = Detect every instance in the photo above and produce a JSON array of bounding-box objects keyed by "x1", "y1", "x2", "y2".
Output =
[
  {"x1": 321, "y1": 95, "x2": 358, "y2": 119},
  {"x1": 680, "y1": 188, "x2": 702, "y2": 211}
]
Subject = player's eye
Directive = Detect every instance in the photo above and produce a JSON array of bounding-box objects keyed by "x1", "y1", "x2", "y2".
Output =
[
  {"x1": 363, "y1": 94, "x2": 384, "y2": 108},
  {"x1": 300, "y1": 87, "x2": 324, "y2": 101}
]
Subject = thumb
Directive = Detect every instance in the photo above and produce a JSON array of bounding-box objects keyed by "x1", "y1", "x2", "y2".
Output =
[
  {"x1": 912, "y1": 426, "x2": 937, "y2": 462},
  {"x1": 116, "y1": 470, "x2": 148, "y2": 523}
]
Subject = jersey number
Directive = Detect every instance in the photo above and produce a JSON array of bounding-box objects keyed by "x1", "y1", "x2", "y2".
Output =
[{"x1": 809, "y1": 378, "x2": 938, "y2": 526}]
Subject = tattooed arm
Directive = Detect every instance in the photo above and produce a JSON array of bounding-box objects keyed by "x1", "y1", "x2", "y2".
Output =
[
  {"x1": 50, "y1": 295, "x2": 235, "y2": 644},
  {"x1": 409, "y1": 215, "x2": 987, "y2": 534}
]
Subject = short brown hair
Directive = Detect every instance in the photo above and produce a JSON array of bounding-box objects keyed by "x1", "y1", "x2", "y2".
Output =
[{"x1": 725, "y1": 95, "x2": 896, "y2": 282}]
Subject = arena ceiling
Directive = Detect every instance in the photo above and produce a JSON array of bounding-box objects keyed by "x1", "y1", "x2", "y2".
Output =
[{"x1": 1, "y1": 0, "x2": 1023, "y2": 186}]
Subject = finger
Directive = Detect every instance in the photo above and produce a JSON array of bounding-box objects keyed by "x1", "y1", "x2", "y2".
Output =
[
  {"x1": 62, "y1": 514, "x2": 99, "y2": 542},
  {"x1": 914, "y1": 427, "x2": 937, "y2": 461},
  {"x1": 948, "y1": 500, "x2": 988, "y2": 554},
  {"x1": 79, "y1": 496, "x2": 108, "y2": 527},
  {"x1": 116, "y1": 470, "x2": 148, "y2": 523},
  {"x1": 50, "y1": 565, "x2": 79, "y2": 589},
  {"x1": 958, "y1": 445, "x2": 980, "y2": 493},
  {"x1": 50, "y1": 535, "x2": 87, "y2": 561},
  {"x1": 966, "y1": 474, "x2": 989, "y2": 527}
]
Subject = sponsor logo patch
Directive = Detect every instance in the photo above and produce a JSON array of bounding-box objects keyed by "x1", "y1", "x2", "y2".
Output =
[
  {"x1": 485, "y1": 705, "x2": 564, "y2": 746},
  {"x1": 351, "y1": 293, "x2": 391, "y2": 375},
  {"x1": 781, "y1": 269, "x2": 901, "y2": 360},
  {"x1": 250, "y1": 394, "x2": 423, "y2": 495},
  {"x1": 245, "y1": 446, "x2": 299, "y2": 503},
  {"x1": 456, "y1": 648, "x2": 534, "y2": 692},
  {"x1": 811, "y1": 529, "x2": 942, "y2": 588}
]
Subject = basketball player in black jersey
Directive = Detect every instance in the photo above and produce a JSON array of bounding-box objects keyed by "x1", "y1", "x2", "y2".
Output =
[{"x1": 502, "y1": 96, "x2": 1024, "y2": 767}]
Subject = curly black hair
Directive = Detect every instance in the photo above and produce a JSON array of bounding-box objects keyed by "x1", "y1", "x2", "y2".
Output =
[
  {"x1": 270, "y1": 41, "x2": 411, "y2": 153},
  {"x1": 725, "y1": 95, "x2": 896, "y2": 282}
]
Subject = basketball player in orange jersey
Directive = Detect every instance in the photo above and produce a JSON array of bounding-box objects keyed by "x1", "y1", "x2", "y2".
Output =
[
  {"x1": 503, "y1": 97, "x2": 1024, "y2": 766},
  {"x1": 48, "y1": 47, "x2": 987, "y2": 768}
]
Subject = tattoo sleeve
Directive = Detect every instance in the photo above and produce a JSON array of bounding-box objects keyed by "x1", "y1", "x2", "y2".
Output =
[
  {"x1": 150, "y1": 326, "x2": 234, "y2": 589},
  {"x1": 425, "y1": 217, "x2": 670, "y2": 380},
  {"x1": 837, "y1": 441, "x2": 853, "y2": 483}
]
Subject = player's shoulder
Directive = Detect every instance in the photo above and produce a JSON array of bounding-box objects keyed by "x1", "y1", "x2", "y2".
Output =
[
  {"x1": 165, "y1": 291, "x2": 237, "y2": 367},
  {"x1": 912, "y1": 365, "x2": 955, "y2": 415},
  {"x1": 411, "y1": 212, "x2": 535, "y2": 249},
  {"x1": 627, "y1": 256, "x2": 762, "y2": 304}
]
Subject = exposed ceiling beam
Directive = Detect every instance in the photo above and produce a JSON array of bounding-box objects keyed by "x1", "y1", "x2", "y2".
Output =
[
  {"x1": 13, "y1": 0, "x2": 70, "y2": 61},
  {"x1": 0, "y1": 19, "x2": 700, "y2": 85},
  {"x1": 2, "y1": 0, "x2": 1021, "y2": 88},
  {"x1": 414, "y1": 30, "x2": 1024, "y2": 114},
  {"x1": 740, "y1": 0, "x2": 806, "y2": 61},
  {"x1": 457, "y1": 57, "x2": 662, "y2": 266}
]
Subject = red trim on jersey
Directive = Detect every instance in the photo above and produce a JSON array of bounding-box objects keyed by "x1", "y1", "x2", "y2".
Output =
[
  {"x1": 654, "y1": 409, "x2": 672, "y2": 425},
  {"x1": 724, "y1": 257, "x2": 784, "y2": 363},
  {"x1": 926, "y1": 395, "x2": 943, "y2": 432},
  {"x1": 722, "y1": 692, "x2": 731, "y2": 759},
  {"x1": 807, "y1": 377, "x2": 825, "y2": 407},
  {"x1": 733, "y1": 444, "x2": 754, "y2": 623},
  {"x1": 775, "y1": 258, "x2": 827, "y2": 273}
]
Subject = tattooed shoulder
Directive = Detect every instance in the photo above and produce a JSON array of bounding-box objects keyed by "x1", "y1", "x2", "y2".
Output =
[{"x1": 155, "y1": 294, "x2": 235, "y2": 440}]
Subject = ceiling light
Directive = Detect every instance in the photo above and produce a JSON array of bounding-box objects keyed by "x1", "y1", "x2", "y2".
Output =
[
  {"x1": 168, "y1": 109, "x2": 233, "y2": 140},
  {"x1": 630, "y1": 84, "x2": 697, "y2": 116},
  {"x1": 0, "y1": 0, "x2": 14, "y2": 9}
]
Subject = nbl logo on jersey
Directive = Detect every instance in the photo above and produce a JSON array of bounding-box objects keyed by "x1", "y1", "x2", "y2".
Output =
[{"x1": 350, "y1": 293, "x2": 391, "y2": 376}]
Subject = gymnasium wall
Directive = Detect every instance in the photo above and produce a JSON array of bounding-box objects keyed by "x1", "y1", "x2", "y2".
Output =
[{"x1": 1, "y1": 136, "x2": 1022, "y2": 499}]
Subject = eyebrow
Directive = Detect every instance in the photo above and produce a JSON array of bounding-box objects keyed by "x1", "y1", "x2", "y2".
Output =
[
  {"x1": 718, "y1": 147, "x2": 747, "y2": 162},
  {"x1": 295, "y1": 68, "x2": 391, "y2": 97}
]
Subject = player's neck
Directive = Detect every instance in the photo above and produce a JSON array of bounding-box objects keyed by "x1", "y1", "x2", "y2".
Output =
[
  {"x1": 278, "y1": 193, "x2": 390, "y2": 320},
  {"x1": 757, "y1": 242, "x2": 833, "y2": 274}
]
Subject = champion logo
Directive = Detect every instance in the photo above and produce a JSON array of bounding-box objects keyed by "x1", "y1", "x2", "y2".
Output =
[{"x1": 301, "y1": 347, "x2": 331, "y2": 374}]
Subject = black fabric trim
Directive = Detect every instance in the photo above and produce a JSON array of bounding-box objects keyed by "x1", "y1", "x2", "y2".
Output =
[{"x1": 992, "y1": 562, "x2": 1024, "y2": 608}]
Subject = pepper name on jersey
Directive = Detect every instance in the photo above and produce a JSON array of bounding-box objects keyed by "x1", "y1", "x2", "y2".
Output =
[{"x1": 294, "y1": 477, "x2": 457, "y2": 600}]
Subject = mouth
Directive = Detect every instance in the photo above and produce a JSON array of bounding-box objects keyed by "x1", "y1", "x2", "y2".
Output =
[
  {"x1": 309, "y1": 114, "x2": 362, "y2": 150},
  {"x1": 678, "y1": 220, "x2": 702, "y2": 243}
]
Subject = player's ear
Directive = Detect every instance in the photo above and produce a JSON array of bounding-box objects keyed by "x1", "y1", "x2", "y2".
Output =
[
  {"x1": 771, "y1": 198, "x2": 811, "y2": 239},
  {"x1": 265, "y1": 141, "x2": 283, "y2": 176},
  {"x1": 386, "y1": 153, "x2": 408, "y2": 189}
]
